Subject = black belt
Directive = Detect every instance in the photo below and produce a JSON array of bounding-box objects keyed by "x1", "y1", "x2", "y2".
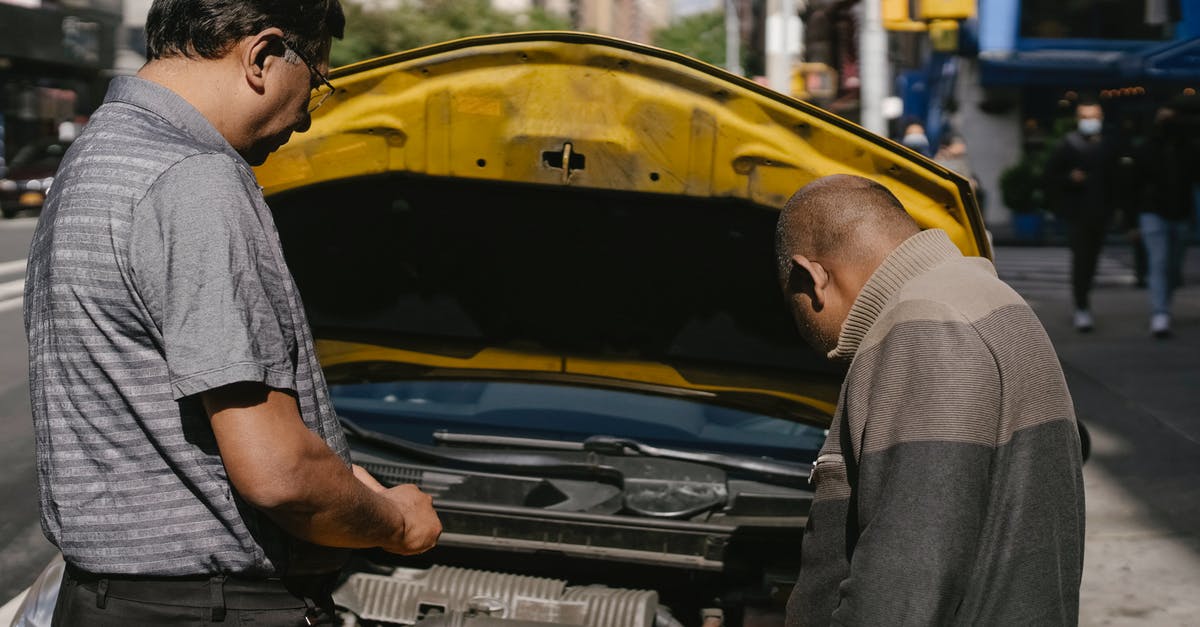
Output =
[{"x1": 64, "y1": 564, "x2": 339, "y2": 621}]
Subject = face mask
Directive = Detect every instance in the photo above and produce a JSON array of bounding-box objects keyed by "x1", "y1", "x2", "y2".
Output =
[
  {"x1": 902, "y1": 134, "x2": 929, "y2": 152},
  {"x1": 1078, "y1": 118, "x2": 1102, "y2": 136}
]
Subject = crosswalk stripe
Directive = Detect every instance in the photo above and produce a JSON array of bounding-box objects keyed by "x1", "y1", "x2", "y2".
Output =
[
  {"x1": 0, "y1": 259, "x2": 26, "y2": 277},
  {"x1": 0, "y1": 279, "x2": 23, "y2": 301},
  {"x1": 0, "y1": 216, "x2": 38, "y2": 230},
  {"x1": 993, "y1": 248, "x2": 1137, "y2": 288},
  {"x1": 0, "y1": 263, "x2": 27, "y2": 315}
]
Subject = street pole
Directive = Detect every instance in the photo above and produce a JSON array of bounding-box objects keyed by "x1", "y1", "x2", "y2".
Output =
[
  {"x1": 858, "y1": 0, "x2": 888, "y2": 134},
  {"x1": 766, "y1": 0, "x2": 795, "y2": 93},
  {"x1": 725, "y1": 0, "x2": 743, "y2": 76}
]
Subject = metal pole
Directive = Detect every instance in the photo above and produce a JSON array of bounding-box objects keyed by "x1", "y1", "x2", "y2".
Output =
[
  {"x1": 766, "y1": 0, "x2": 787, "y2": 92},
  {"x1": 858, "y1": 0, "x2": 888, "y2": 134},
  {"x1": 782, "y1": 0, "x2": 796, "y2": 87},
  {"x1": 725, "y1": 0, "x2": 743, "y2": 76}
]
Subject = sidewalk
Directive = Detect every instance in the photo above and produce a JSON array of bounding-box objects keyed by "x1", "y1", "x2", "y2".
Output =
[{"x1": 993, "y1": 244, "x2": 1200, "y2": 626}]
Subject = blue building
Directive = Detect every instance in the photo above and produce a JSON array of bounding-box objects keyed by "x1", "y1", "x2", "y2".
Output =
[
  {"x1": 978, "y1": 0, "x2": 1200, "y2": 89},
  {"x1": 973, "y1": 0, "x2": 1200, "y2": 138},
  {"x1": 885, "y1": 1, "x2": 1200, "y2": 231}
]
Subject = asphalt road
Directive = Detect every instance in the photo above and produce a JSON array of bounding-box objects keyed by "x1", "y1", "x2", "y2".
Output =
[
  {"x1": 0, "y1": 216, "x2": 1197, "y2": 624},
  {"x1": 0, "y1": 217, "x2": 58, "y2": 604}
]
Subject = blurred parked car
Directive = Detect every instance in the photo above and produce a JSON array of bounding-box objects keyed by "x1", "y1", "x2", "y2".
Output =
[
  {"x1": 13, "y1": 32, "x2": 994, "y2": 627},
  {"x1": 0, "y1": 138, "x2": 70, "y2": 219}
]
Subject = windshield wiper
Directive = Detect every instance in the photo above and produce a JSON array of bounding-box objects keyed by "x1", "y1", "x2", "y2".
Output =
[
  {"x1": 340, "y1": 418, "x2": 624, "y2": 485},
  {"x1": 433, "y1": 431, "x2": 812, "y2": 486}
]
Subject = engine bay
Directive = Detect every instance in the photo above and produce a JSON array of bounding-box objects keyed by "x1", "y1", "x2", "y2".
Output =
[
  {"x1": 341, "y1": 444, "x2": 810, "y2": 626},
  {"x1": 334, "y1": 564, "x2": 663, "y2": 626}
]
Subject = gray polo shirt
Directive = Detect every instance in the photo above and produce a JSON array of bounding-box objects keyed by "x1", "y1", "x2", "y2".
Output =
[{"x1": 24, "y1": 76, "x2": 351, "y2": 576}]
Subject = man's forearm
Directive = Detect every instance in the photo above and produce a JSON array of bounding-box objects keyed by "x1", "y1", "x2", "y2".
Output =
[
  {"x1": 203, "y1": 383, "x2": 437, "y2": 554},
  {"x1": 246, "y1": 429, "x2": 408, "y2": 550}
]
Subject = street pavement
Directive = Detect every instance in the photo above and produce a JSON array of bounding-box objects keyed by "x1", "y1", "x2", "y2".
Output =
[
  {"x1": 993, "y1": 244, "x2": 1200, "y2": 627},
  {"x1": 0, "y1": 213, "x2": 1197, "y2": 624},
  {"x1": 0, "y1": 217, "x2": 59, "y2": 609}
]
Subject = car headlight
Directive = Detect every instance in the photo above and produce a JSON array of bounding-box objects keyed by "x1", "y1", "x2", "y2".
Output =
[{"x1": 0, "y1": 179, "x2": 17, "y2": 193}]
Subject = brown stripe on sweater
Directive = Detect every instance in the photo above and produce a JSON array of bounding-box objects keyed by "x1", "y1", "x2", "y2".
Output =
[{"x1": 844, "y1": 307, "x2": 1075, "y2": 456}]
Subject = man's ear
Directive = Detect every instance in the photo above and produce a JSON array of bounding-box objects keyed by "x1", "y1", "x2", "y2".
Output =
[
  {"x1": 788, "y1": 253, "x2": 830, "y2": 311},
  {"x1": 241, "y1": 27, "x2": 287, "y2": 92}
]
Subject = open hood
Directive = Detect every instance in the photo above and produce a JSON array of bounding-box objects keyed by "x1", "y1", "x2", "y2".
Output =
[{"x1": 257, "y1": 32, "x2": 988, "y2": 422}]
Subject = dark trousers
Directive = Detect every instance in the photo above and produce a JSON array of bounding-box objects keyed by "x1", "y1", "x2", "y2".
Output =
[
  {"x1": 1133, "y1": 238, "x2": 1148, "y2": 286},
  {"x1": 52, "y1": 565, "x2": 338, "y2": 626},
  {"x1": 1068, "y1": 225, "x2": 1107, "y2": 310}
]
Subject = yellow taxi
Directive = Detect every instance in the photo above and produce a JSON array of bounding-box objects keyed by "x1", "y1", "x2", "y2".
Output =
[{"x1": 256, "y1": 32, "x2": 987, "y2": 627}]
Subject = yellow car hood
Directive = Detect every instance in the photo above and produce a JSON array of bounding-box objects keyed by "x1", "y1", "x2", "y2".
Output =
[
  {"x1": 257, "y1": 32, "x2": 988, "y2": 423},
  {"x1": 259, "y1": 32, "x2": 986, "y2": 254}
]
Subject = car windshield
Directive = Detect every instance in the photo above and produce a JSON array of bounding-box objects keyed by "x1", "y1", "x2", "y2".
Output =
[{"x1": 329, "y1": 379, "x2": 827, "y2": 464}]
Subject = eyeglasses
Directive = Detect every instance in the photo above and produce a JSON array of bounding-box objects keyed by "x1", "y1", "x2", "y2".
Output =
[{"x1": 284, "y1": 42, "x2": 335, "y2": 113}]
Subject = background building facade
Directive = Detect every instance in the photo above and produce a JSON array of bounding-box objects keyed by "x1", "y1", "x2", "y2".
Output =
[{"x1": 0, "y1": 0, "x2": 121, "y2": 168}]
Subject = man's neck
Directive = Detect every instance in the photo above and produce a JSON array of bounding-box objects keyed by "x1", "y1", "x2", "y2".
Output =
[{"x1": 138, "y1": 58, "x2": 245, "y2": 152}]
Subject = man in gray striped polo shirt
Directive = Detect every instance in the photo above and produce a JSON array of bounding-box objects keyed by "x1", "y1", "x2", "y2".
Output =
[
  {"x1": 25, "y1": 1, "x2": 440, "y2": 624},
  {"x1": 776, "y1": 175, "x2": 1085, "y2": 625}
]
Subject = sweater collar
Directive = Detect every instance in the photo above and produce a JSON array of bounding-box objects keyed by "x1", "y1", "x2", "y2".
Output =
[{"x1": 827, "y1": 229, "x2": 962, "y2": 361}]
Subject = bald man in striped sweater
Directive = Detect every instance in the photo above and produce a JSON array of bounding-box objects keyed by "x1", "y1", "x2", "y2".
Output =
[{"x1": 777, "y1": 175, "x2": 1085, "y2": 626}]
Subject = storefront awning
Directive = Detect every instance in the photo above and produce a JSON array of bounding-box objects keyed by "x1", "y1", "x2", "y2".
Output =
[{"x1": 979, "y1": 37, "x2": 1200, "y2": 87}]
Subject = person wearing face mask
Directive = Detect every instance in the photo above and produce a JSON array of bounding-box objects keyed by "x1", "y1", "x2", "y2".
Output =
[{"x1": 1043, "y1": 100, "x2": 1121, "y2": 332}]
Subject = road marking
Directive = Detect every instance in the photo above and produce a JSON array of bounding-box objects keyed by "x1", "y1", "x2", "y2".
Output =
[
  {"x1": 0, "y1": 277, "x2": 22, "y2": 314},
  {"x1": 0, "y1": 216, "x2": 38, "y2": 230},
  {"x1": 0, "y1": 259, "x2": 26, "y2": 277},
  {"x1": 0, "y1": 279, "x2": 23, "y2": 300}
]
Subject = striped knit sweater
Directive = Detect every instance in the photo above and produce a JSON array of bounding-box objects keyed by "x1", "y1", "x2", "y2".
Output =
[{"x1": 786, "y1": 229, "x2": 1085, "y2": 626}]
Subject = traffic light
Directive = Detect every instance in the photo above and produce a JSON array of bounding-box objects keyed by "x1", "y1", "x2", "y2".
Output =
[
  {"x1": 883, "y1": 0, "x2": 928, "y2": 32},
  {"x1": 928, "y1": 19, "x2": 960, "y2": 53},
  {"x1": 792, "y1": 63, "x2": 838, "y2": 100},
  {"x1": 883, "y1": 0, "x2": 975, "y2": 34},
  {"x1": 918, "y1": 0, "x2": 975, "y2": 21},
  {"x1": 882, "y1": 0, "x2": 911, "y2": 23}
]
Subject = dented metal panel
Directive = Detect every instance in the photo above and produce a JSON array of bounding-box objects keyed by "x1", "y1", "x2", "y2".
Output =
[{"x1": 256, "y1": 32, "x2": 989, "y2": 259}]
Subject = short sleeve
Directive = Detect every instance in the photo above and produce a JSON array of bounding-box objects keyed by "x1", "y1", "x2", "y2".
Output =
[{"x1": 131, "y1": 153, "x2": 295, "y2": 400}]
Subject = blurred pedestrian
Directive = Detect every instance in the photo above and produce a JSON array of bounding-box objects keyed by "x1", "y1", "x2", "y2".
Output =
[
  {"x1": 900, "y1": 121, "x2": 932, "y2": 156},
  {"x1": 24, "y1": 1, "x2": 440, "y2": 625},
  {"x1": 777, "y1": 174, "x2": 1084, "y2": 626},
  {"x1": 936, "y1": 133, "x2": 986, "y2": 209},
  {"x1": 1132, "y1": 104, "x2": 1198, "y2": 338},
  {"x1": 1044, "y1": 99, "x2": 1121, "y2": 332},
  {"x1": 934, "y1": 133, "x2": 970, "y2": 176}
]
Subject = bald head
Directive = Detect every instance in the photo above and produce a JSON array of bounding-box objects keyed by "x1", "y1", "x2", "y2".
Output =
[
  {"x1": 776, "y1": 174, "x2": 919, "y2": 278},
  {"x1": 775, "y1": 174, "x2": 921, "y2": 355}
]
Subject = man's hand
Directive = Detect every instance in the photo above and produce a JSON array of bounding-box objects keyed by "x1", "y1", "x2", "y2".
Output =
[
  {"x1": 1069, "y1": 168, "x2": 1087, "y2": 184},
  {"x1": 203, "y1": 383, "x2": 442, "y2": 555},
  {"x1": 352, "y1": 465, "x2": 442, "y2": 554},
  {"x1": 379, "y1": 484, "x2": 441, "y2": 555},
  {"x1": 352, "y1": 464, "x2": 386, "y2": 492}
]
